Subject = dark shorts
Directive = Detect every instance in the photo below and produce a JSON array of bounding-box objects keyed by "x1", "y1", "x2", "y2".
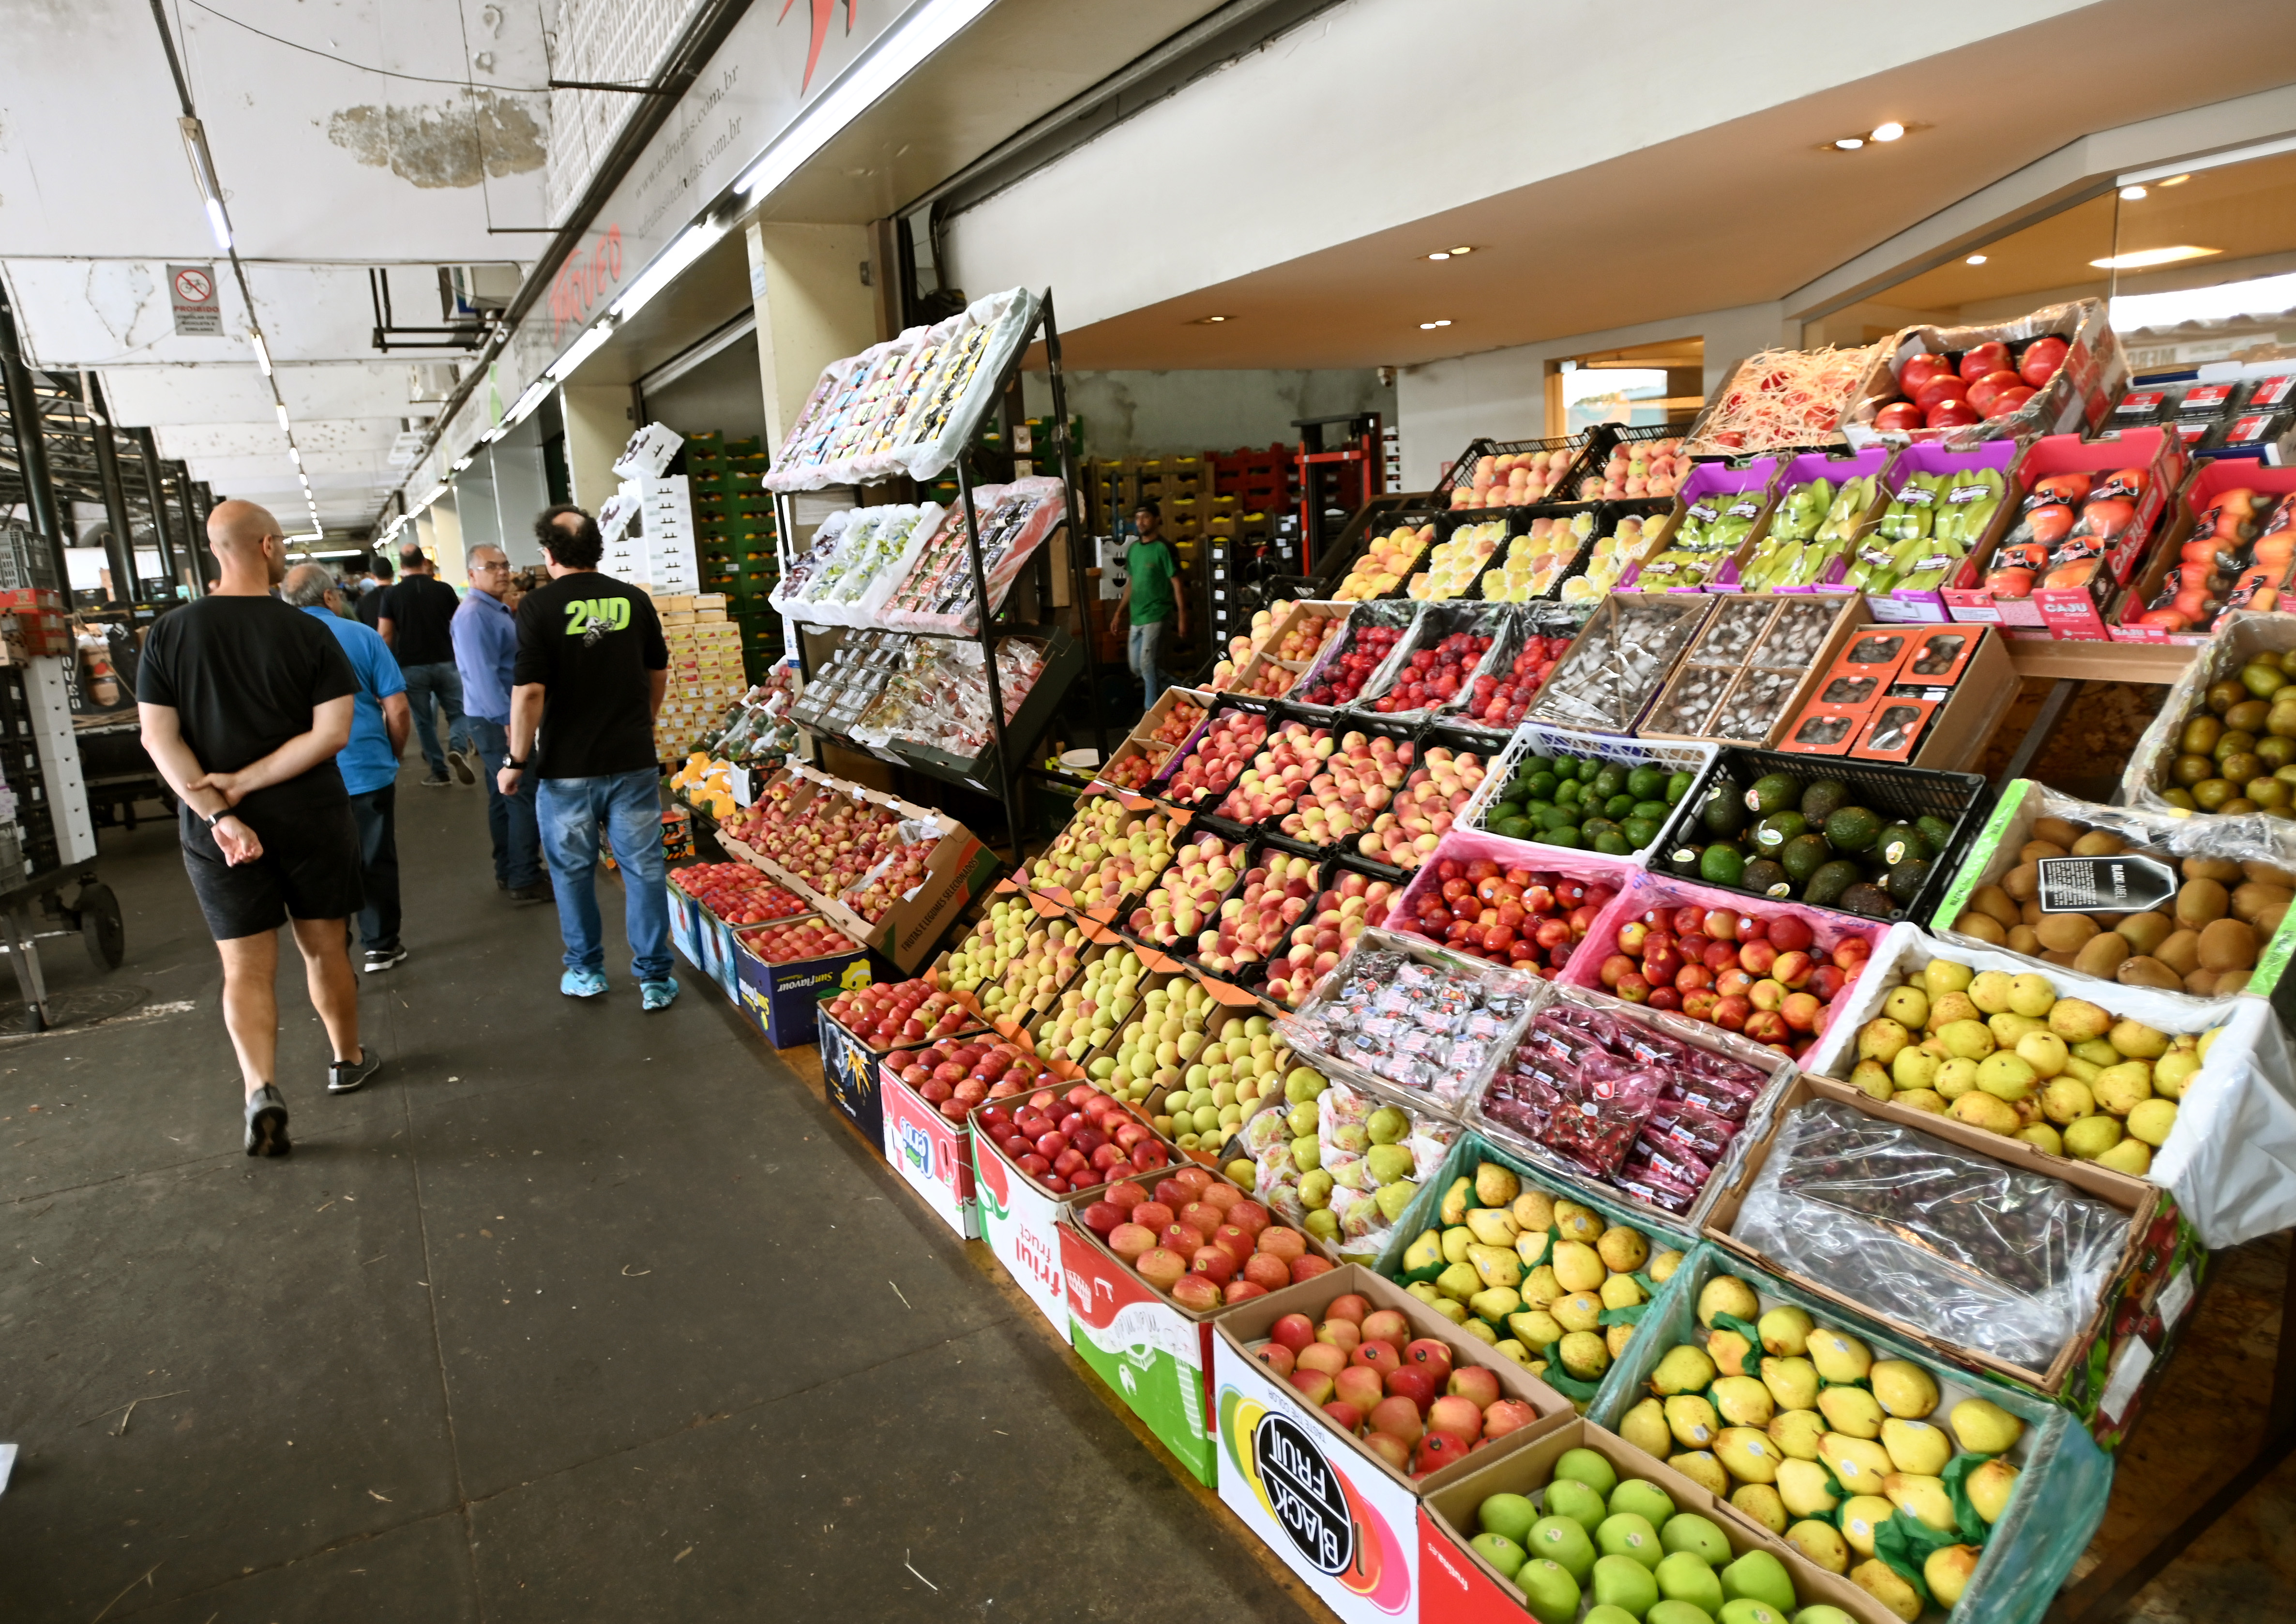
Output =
[{"x1": 181, "y1": 794, "x2": 363, "y2": 941}]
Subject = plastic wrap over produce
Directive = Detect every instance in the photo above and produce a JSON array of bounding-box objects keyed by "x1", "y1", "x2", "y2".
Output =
[
  {"x1": 2122, "y1": 609, "x2": 2296, "y2": 828},
  {"x1": 1730, "y1": 1098, "x2": 2128, "y2": 1371},
  {"x1": 766, "y1": 510, "x2": 855, "y2": 616},
  {"x1": 1840, "y1": 298, "x2": 2115, "y2": 451},
  {"x1": 767, "y1": 335, "x2": 921, "y2": 490},
  {"x1": 895, "y1": 288, "x2": 1041, "y2": 483},
  {"x1": 1526, "y1": 595, "x2": 1709, "y2": 733},
  {"x1": 779, "y1": 504, "x2": 943, "y2": 627},
  {"x1": 1246, "y1": 1074, "x2": 1460, "y2": 1263},
  {"x1": 1277, "y1": 926, "x2": 1542, "y2": 1112},
  {"x1": 851, "y1": 637, "x2": 1044, "y2": 756},
  {"x1": 880, "y1": 478, "x2": 1066, "y2": 635}
]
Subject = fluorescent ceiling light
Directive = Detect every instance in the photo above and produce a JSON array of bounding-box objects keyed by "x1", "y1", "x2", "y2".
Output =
[
  {"x1": 549, "y1": 319, "x2": 615, "y2": 379},
  {"x1": 2091, "y1": 245, "x2": 2221, "y2": 269},
  {"x1": 1870, "y1": 122, "x2": 1905, "y2": 142},
  {"x1": 288, "y1": 446, "x2": 301, "y2": 466},
  {"x1": 250, "y1": 330, "x2": 273, "y2": 376},
  {"x1": 452, "y1": 455, "x2": 472, "y2": 472},
  {"x1": 609, "y1": 221, "x2": 724, "y2": 322},
  {"x1": 309, "y1": 549, "x2": 365, "y2": 559},
  {"x1": 737, "y1": 0, "x2": 997, "y2": 201},
  {"x1": 416, "y1": 482, "x2": 447, "y2": 509},
  {"x1": 1966, "y1": 254, "x2": 1988, "y2": 265},
  {"x1": 203, "y1": 200, "x2": 231, "y2": 252},
  {"x1": 274, "y1": 403, "x2": 290, "y2": 430},
  {"x1": 2120, "y1": 184, "x2": 2147, "y2": 200},
  {"x1": 504, "y1": 377, "x2": 550, "y2": 424}
]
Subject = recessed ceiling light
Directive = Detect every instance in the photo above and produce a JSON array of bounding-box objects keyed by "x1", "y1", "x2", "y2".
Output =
[
  {"x1": 1966, "y1": 253, "x2": 1989, "y2": 265},
  {"x1": 1870, "y1": 122, "x2": 1905, "y2": 142},
  {"x1": 2120, "y1": 184, "x2": 2148, "y2": 200},
  {"x1": 1425, "y1": 251, "x2": 1451, "y2": 261},
  {"x1": 1835, "y1": 137, "x2": 1864, "y2": 151},
  {"x1": 1193, "y1": 314, "x2": 1231, "y2": 324},
  {"x1": 1448, "y1": 246, "x2": 1473, "y2": 256},
  {"x1": 2090, "y1": 244, "x2": 2221, "y2": 269},
  {"x1": 1419, "y1": 319, "x2": 1452, "y2": 330}
]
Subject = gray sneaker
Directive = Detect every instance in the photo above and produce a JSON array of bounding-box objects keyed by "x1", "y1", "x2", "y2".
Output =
[{"x1": 448, "y1": 748, "x2": 477, "y2": 785}]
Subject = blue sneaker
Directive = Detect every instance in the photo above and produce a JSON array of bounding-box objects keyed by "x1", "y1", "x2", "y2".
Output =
[
  {"x1": 560, "y1": 968, "x2": 609, "y2": 998},
  {"x1": 641, "y1": 977, "x2": 679, "y2": 1011}
]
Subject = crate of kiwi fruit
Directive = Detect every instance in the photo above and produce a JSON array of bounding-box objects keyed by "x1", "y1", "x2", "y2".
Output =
[
  {"x1": 1932, "y1": 779, "x2": 2296, "y2": 1004},
  {"x1": 1654, "y1": 748, "x2": 1993, "y2": 923},
  {"x1": 2126, "y1": 609, "x2": 2296, "y2": 822}
]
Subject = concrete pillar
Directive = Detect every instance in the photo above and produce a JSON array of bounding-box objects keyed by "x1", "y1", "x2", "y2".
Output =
[
  {"x1": 415, "y1": 508, "x2": 438, "y2": 566},
  {"x1": 490, "y1": 438, "x2": 550, "y2": 570},
  {"x1": 430, "y1": 495, "x2": 464, "y2": 581},
  {"x1": 561, "y1": 383, "x2": 628, "y2": 511},
  {"x1": 745, "y1": 221, "x2": 880, "y2": 451}
]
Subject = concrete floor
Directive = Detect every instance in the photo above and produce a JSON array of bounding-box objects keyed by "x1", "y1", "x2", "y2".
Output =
[
  {"x1": 5, "y1": 759, "x2": 2296, "y2": 1624},
  {"x1": 0, "y1": 765, "x2": 1314, "y2": 1623}
]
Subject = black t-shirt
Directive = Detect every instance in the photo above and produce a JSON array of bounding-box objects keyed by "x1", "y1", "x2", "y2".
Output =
[
  {"x1": 512, "y1": 572, "x2": 668, "y2": 779},
  {"x1": 379, "y1": 574, "x2": 461, "y2": 665},
  {"x1": 356, "y1": 584, "x2": 387, "y2": 629},
  {"x1": 136, "y1": 595, "x2": 358, "y2": 816}
]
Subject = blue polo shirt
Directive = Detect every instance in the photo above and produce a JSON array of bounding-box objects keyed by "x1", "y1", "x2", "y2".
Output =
[
  {"x1": 451, "y1": 587, "x2": 518, "y2": 725},
  {"x1": 301, "y1": 605, "x2": 406, "y2": 797}
]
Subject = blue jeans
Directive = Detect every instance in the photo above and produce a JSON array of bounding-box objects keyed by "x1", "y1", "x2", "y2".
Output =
[
  {"x1": 1127, "y1": 618, "x2": 1169, "y2": 709},
  {"x1": 466, "y1": 717, "x2": 541, "y2": 888},
  {"x1": 400, "y1": 661, "x2": 471, "y2": 777},
  {"x1": 537, "y1": 768, "x2": 670, "y2": 982}
]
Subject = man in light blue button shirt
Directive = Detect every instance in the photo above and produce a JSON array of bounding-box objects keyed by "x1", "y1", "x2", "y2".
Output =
[
  {"x1": 283, "y1": 564, "x2": 411, "y2": 972},
  {"x1": 452, "y1": 543, "x2": 544, "y2": 900}
]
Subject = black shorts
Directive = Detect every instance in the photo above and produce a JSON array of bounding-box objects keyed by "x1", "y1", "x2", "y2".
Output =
[{"x1": 181, "y1": 794, "x2": 363, "y2": 941}]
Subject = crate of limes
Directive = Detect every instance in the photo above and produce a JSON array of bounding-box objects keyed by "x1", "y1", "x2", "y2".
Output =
[
  {"x1": 1657, "y1": 748, "x2": 1992, "y2": 923},
  {"x1": 1465, "y1": 721, "x2": 1717, "y2": 863}
]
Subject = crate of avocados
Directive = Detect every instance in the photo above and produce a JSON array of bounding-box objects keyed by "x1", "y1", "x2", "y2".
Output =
[
  {"x1": 1655, "y1": 749, "x2": 1992, "y2": 924},
  {"x1": 1463, "y1": 723, "x2": 1716, "y2": 864}
]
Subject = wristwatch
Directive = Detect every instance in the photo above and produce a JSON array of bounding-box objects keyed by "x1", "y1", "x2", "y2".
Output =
[
  {"x1": 202, "y1": 809, "x2": 227, "y2": 830},
  {"x1": 501, "y1": 755, "x2": 527, "y2": 770}
]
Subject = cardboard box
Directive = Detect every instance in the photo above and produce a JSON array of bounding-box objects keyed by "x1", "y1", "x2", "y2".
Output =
[
  {"x1": 1857, "y1": 439, "x2": 2023, "y2": 624},
  {"x1": 1940, "y1": 427, "x2": 2186, "y2": 634},
  {"x1": 972, "y1": 1123, "x2": 1088, "y2": 1344},
  {"x1": 816, "y1": 1007, "x2": 893, "y2": 1144},
  {"x1": 729, "y1": 920, "x2": 874, "y2": 1048},
  {"x1": 1209, "y1": 1264, "x2": 1576, "y2": 1616},
  {"x1": 1587, "y1": 1240, "x2": 2114, "y2": 1624},
  {"x1": 1637, "y1": 593, "x2": 1863, "y2": 750},
  {"x1": 666, "y1": 876, "x2": 738, "y2": 997},
  {"x1": 1418, "y1": 1418, "x2": 1903, "y2": 1624},
  {"x1": 1701, "y1": 1065, "x2": 2205, "y2": 1445},
  {"x1": 880, "y1": 1067, "x2": 980, "y2": 1239},
  {"x1": 1840, "y1": 298, "x2": 2124, "y2": 452},
  {"x1": 1778, "y1": 621, "x2": 2015, "y2": 771}
]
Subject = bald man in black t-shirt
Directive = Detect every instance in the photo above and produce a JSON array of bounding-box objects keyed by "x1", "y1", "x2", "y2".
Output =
[{"x1": 138, "y1": 500, "x2": 382, "y2": 1158}]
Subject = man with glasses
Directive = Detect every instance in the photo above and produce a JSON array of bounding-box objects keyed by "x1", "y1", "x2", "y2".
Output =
[{"x1": 453, "y1": 543, "x2": 545, "y2": 902}]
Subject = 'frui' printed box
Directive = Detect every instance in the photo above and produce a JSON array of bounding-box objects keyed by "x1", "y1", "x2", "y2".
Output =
[
  {"x1": 971, "y1": 1128, "x2": 1078, "y2": 1345},
  {"x1": 880, "y1": 1069, "x2": 978, "y2": 1239}
]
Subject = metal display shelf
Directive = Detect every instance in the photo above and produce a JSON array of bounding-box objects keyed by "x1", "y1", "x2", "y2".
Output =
[{"x1": 770, "y1": 290, "x2": 1106, "y2": 860}]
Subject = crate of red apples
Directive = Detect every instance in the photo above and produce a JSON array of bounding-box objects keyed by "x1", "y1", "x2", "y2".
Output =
[
  {"x1": 974, "y1": 1079, "x2": 1173, "y2": 1195},
  {"x1": 1077, "y1": 1165, "x2": 1330, "y2": 1311},
  {"x1": 740, "y1": 917, "x2": 859, "y2": 964},
  {"x1": 670, "y1": 862, "x2": 809, "y2": 926},
  {"x1": 1560, "y1": 873, "x2": 1886, "y2": 1060},
  {"x1": 824, "y1": 978, "x2": 981, "y2": 1048},
  {"x1": 1386, "y1": 831, "x2": 1637, "y2": 981}
]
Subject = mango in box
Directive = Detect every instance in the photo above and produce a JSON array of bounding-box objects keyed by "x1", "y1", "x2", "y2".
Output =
[
  {"x1": 1392, "y1": 1158, "x2": 1680, "y2": 1388},
  {"x1": 1846, "y1": 942, "x2": 2233, "y2": 1176}
]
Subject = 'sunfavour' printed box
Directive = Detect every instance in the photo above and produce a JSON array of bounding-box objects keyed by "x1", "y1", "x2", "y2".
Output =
[
  {"x1": 728, "y1": 922, "x2": 873, "y2": 1047},
  {"x1": 880, "y1": 1069, "x2": 979, "y2": 1239},
  {"x1": 815, "y1": 1006, "x2": 891, "y2": 1145}
]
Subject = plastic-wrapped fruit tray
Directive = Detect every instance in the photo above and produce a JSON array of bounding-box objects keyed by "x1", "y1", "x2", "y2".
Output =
[
  {"x1": 1640, "y1": 595, "x2": 1855, "y2": 748},
  {"x1": 1525, "y1": 593, "x2": 1715, "y2": 735}
]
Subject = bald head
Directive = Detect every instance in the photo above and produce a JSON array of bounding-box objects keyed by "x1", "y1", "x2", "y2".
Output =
[
  {"x1": 281, "y1": 563, "x2": 335, "y2": 608},
  {"x1": 207, "y1": 499, "x2": 287, "y2": 590}
]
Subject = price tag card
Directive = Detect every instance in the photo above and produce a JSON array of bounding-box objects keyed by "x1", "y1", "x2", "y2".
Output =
[{"x1": 2035, "y1": 855, "x2": 2177, "y2": 915}]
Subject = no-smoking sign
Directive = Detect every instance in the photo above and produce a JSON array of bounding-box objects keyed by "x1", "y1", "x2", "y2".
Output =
[{"x1": 168, "y1": 262, "x2": 222, "y2": 336}]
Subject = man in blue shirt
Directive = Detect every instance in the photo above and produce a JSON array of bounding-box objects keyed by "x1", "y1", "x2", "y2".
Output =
[
  {"x1": 451, "y1": 542, "x2": 544, "y2": 901},
  {"x1": 283, "y1": 564, "x2": 412, "y2": 972}
]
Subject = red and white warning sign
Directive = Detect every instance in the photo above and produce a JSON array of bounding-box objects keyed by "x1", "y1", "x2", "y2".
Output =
[{"x1": 168, "y1": 263, "x2": 222, "y2": 336}]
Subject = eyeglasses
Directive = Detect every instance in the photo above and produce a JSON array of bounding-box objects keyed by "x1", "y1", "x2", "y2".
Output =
[{"x1": 472, "y1": 559, "x2": 510, "y2": 572}]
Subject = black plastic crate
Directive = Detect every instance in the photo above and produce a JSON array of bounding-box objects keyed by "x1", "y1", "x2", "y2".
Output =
[
  {"x1": 1145, "y1": 700, "x2": 1274, "y2": 814},
  {"x1": 1431, "y1": 432, "x2": 1597, "y2": 510},
  {"x1": 1652, "y1": 746, "x2": 1994, "y2": 925}
]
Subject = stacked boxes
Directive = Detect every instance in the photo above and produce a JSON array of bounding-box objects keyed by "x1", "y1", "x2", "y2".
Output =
[
  {"x1": 639, "y1": 475, "x2": 699, "y2": 595},
  {"x1": 652, "y1": 591, "x2": 748, "y2": 760},
  {"x1": 686, "y1": 433, "x2": 784, "y2": 684},
  {"x1": 0, "y1": 666, "x2": 59, "y2": 877}
]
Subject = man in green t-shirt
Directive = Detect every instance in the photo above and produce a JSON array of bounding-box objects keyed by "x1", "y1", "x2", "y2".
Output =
[{"x1": 1113, "y1": 504, "x2": 1187, "y2": 708}]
